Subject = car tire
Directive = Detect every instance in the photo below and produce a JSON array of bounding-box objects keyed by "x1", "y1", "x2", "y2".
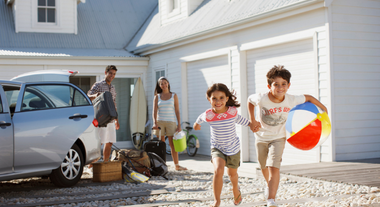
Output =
[{"x1": 50, "y1": 143, "x2": 84, "y2": 187}]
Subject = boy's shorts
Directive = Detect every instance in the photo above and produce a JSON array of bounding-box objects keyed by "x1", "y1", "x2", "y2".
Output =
[
  {"x1": 155, "y1": 120, "x2": 177, "y2": 137},
  {"x1": 211, "y1": 148, "x2": 240, "y2": 169},
  {"x1": 256, "y1": 138, "x2": 286, "y2": 169}
]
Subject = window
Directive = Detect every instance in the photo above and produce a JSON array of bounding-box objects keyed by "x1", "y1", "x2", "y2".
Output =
[
  {"x1": 38, "y1": 0, "x2": 56, "y2": 23},
  {"x1": 155, "y1": 70, "x2": 165, "y2": 83},
  {"x1": 168, "y1": 0, "x2": 179, "y2": 13}
]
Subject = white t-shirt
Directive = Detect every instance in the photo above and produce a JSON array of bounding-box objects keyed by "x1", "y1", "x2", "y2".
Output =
[{"x1": 248, "y1": 92, "x2": 305, "y2": 141}]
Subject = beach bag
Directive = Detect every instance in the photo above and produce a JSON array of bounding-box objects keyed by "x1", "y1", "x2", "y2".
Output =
[
  {"x1": 147, "y1": 152, "x2": 168, "y2": 179},
  {"x1": 115, "y1": 148, "x2": 151, "y2": 177}
]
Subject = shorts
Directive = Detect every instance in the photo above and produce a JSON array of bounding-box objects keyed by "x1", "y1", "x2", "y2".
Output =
[
  {"x1": 211, "y1": 148, "x2": 240, "y2": 169},
  {"x1": 256, "y1": 138, "x2": 286, "y2": 169},
  {"x1": 98, "y1": 122, "x2": 116, "y2": 144},
  {"x1": 155, "y1": 120, "x2": 177, "y2": 137}
]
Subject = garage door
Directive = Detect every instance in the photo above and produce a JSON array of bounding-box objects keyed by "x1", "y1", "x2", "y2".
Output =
[
  {"x1": 187, "y1": 55, "x2": 230, "y2": 156},
  {"x1": 247, "y1": 38, "x2": 320, "y2": 165}
]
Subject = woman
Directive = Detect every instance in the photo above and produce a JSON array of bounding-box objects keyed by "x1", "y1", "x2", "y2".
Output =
[{"x1": 152, "y1": 76, "x2": 187, "y2": 171}]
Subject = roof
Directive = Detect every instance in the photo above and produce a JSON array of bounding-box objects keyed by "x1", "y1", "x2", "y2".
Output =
[
  {"x1": 126, "y1": 0, "x2": 317, "y2": 53},
  {"x1": 0, "y1": 0, "x2": 158, "y2": 57}
]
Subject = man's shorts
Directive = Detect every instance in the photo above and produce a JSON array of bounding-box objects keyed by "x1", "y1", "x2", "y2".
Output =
[
  {"x1": 211, "y1": 148, "x2": 240, "y2": 169},
  {"x1": 155, "y1": 120, "x2": 177, "y2": 137},
  {"x1": 98, "y1": 122, "x2": 116, "y2": 144},
  {"x1": 256, "y1": 138, "x2": 286, "y2": 169}
]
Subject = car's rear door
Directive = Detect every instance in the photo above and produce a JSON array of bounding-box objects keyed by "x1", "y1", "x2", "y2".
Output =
[
  {"x1": 12, "y1": 83, "x2": 94, "y2": 171},
  {"x1": 0, "y1": 85, "x2": 14, "y2": 174}
]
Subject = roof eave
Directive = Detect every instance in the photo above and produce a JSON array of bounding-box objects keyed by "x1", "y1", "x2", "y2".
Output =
[{"x1": 132, "y1": 0, "x2": 325, "y2": 56}]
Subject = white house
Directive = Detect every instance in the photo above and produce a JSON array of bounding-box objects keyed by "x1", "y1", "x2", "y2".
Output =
[
  {"x1": 0, "y1": 0, "x2": 157, "y2": 149},
  {"x1": 2, "y1": 0, "x2": 379, "y2": 164},
  {"x1": 125, "y1": 0, "x2": 380, "y2": 164}
]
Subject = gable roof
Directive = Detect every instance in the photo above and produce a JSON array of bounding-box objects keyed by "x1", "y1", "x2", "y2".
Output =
[
  {"x1": 0, "y1": 0, "x2": 157, "y2": 57},
  {"x1": 126, "y1": 0, "x2": 320, "y2": 54}
]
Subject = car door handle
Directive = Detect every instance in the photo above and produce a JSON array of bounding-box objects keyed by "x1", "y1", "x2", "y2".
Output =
[
  {"x1": 69, "y1": 114, "x2": 88, "y2": 119},
  {"x1": 0, "y1": 122, "x2": 11, "y2": 127}
]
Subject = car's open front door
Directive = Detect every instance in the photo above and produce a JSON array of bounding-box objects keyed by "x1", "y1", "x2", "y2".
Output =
[{"x1": 0, "y1": 85, "x2": 14, "y2": 174}]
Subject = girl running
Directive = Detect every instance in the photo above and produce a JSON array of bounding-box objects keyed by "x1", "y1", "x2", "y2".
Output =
[{"x1": 193, "y1": 83, "x2": 252, "y2": 207}]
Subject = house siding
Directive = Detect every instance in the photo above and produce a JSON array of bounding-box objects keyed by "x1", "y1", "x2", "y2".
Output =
[
  {"x1": 16, "y1": 0, "x2": 76, "y2": 34},
  {"x1": 330, "y1": 0, "x2": 380, "y2": 160},
  {"x1": 146, "y1": 7, "x2": 329, "y2": 161}
]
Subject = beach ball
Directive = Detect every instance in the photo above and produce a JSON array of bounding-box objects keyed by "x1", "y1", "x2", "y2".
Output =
[{"x1": 285, "y1": 102, "x2": 331, "y2": 150}]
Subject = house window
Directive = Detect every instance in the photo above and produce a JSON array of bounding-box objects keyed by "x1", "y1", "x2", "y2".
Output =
[
  {"x1": 168, "y1": 0, "x2": 179, "y2": 13},
  {"x1": 38, "y1": 0, "x2": 56, "y2": 23},
  {"x1": 155, "y1": 70, "x2": 165, "y2": 83}
]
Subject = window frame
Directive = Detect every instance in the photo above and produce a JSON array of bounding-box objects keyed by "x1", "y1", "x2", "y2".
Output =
[{"x1": 32, "y1": 0, "x2": 61, "y2": 29}]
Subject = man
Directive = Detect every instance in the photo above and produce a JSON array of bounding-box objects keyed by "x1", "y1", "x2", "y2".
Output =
[{"x1": 88, "y1": 65, "x2": 120, "y2": 162}]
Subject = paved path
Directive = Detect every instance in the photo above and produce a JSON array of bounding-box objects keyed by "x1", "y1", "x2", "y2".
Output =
[{"x1": 167, "y1": 153, "x2": 380, "y2": 187}]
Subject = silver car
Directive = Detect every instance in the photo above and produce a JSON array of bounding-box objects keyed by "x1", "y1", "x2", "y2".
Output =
[{"x1": 0, "y1": 71, "x2": 101, "y2": 187}]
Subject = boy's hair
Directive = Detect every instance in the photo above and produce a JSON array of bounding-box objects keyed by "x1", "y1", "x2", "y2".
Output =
[
  {"x1": 206, "y1": 83, "x2": 240, "y2": 108},
  {"x1": 105, "y1": 65, "x2": 118, "y2": 72},
  {"x1": 266, "y1": 65, "x2": 291, "y2": 85},
  {"x1": 154, "y1": 76, "x2": 172, "y2": 95}
]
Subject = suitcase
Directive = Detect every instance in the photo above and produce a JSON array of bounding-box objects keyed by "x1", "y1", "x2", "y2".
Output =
[
  {"x1": 144, "y1": 128, "x2": 166, "y2": 162},
  {"x1": 92, "y1": 91, "x2": 118, "y2": 127}
]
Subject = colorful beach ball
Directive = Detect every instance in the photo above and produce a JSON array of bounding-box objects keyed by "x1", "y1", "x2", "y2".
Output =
[{"x1": 285, "y1": 102, "x2": 331, "y2": 150}]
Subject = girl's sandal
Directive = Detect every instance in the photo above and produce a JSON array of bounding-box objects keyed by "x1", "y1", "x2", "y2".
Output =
[
  {"x1": 175, "y1": 164, "x2": 187, "y2": 171},
  {"x1": 233, "y1": 188, "x2": 242, "y2": 206}
]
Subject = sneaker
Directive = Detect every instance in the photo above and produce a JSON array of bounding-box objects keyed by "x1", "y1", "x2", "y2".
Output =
[
  {"x1": 267, "y1": 199, "x2": 278, "y2": 207},
  {"x1": 264, "y1": 186, "x2": 269, "y2": 199}
]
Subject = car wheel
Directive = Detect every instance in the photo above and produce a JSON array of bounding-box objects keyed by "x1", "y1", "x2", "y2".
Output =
[{"x1": 50, "y1": 143, "x2": 84, "y2": 187}]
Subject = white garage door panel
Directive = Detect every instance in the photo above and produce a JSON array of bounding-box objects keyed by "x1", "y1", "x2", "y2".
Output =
[
  {"x1": 247, "y1": 39, "x2": 320, "y2": 165},
  {"x1": 187, "y1": 55, "x2": 230, "y2": 156}
]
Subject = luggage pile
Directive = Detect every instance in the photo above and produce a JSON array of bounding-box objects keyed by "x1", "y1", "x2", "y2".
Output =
[{"x1": 112, "y1": 144, "x2": 168, "y2": 183}]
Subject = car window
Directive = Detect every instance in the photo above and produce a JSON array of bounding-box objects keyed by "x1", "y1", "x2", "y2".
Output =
[
  {"x1": 21, "y1": 84, "x2": 90, "y2": 111},
  {"x1": 71, "y1": 87, "x2": 90, "y2": 106}
]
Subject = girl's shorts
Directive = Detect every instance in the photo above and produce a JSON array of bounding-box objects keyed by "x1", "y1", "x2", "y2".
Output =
[
  {"x1": 256, "y1": 138, "x2": 286, "y2": 169},
  {"x1": 155, "y1": 120, "x2": 177, "y2": 137},
  {"x1": 211, "y1": 148, "x2": 240, "y2": 169}
]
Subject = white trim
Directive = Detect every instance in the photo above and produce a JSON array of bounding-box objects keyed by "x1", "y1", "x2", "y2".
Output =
[
  {"x1": 239, "y1": 50, "x2": 249, "y2": 162},
  {"x1": 325, "y1": 6, "x2": 335, "y2": 161},
  {"x1": 240, "y1": 27, "x2": 324, "y2": 51},
  {"x1": 180, "y1": 47, "x2": 234, "y2": 62},
  {"x1": 313, "y1": 31, "x2": 321, "y2": 163},
  {"x1": 181, "y1": 62, "x2": 188, "y2": 123}
]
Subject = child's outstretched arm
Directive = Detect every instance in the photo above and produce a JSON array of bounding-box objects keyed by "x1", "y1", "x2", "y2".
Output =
[
  {"x1": 193, "y1": 122, "x2": 201, "y2": 130},
  {"x1": 305, "y1": 95, "x2": 328, "y2": 114},
  {"x1": 247, "y1": 101, "x2": 261, "y2": 132}
]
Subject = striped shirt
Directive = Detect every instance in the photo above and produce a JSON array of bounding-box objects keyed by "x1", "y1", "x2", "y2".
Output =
[
  {"x1": 88, "y1": 80, "x2": 117, "y2": 109},
  {"x1": 157, "y1": 93, "x2": 176, "y2": 122},
  {"x1": 196, "y1": 107, "x2": 251, "y2": 156}
]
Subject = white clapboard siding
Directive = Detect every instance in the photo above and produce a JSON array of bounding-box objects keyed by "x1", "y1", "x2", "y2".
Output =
[
  {"x1": 247, "y1": 38, "x2": 319, "y2": 165},
  {"x1": 187, "y1": 55, "x2": 230, "y2": 156},
  {"x1": 331, "y1": 0, "x2": 380, "y2": 160},
  {"x1": 16, "y1": 0, "x2": 76, "y2": 34}
]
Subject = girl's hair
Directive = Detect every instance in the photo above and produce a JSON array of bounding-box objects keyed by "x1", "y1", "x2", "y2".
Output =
[
  {"x1": 154, "y1": 76, "x2": 171, "y2": 95},
  {"x1": 206, "y1": 83, "x2": 240, "y2": 108}
]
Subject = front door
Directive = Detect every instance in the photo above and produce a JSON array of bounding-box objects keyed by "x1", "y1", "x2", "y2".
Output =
[{"x1": 0, "y1": 86, "x2": 14, "y2": 174}]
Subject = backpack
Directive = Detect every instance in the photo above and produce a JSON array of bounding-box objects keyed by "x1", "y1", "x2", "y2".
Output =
[
  {"x1": 147, "y1": 152, "x2": 168, "y2": 179},
  {"x1": 115, "y1": 149, "x2": 151, "y2": 177}
]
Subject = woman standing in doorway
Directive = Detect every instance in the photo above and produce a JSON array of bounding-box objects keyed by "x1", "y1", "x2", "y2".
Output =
[{"x1": 152, "y1": 77, "x2": 187, "y2": 171}]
